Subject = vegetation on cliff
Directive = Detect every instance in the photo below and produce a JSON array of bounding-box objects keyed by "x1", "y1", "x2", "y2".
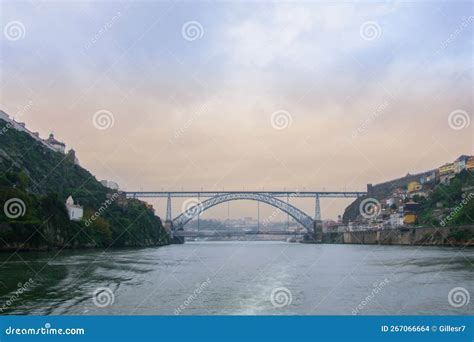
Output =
[
  {"x1": 0, "y1": 118, "x2": 170, "y2": 250},
  {"x1": 417, "y1": 170, "x2": 474, "y2": 227}
]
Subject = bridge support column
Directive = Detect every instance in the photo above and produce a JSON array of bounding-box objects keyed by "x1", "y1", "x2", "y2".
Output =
[
  {"x1": 314, "y1": 195, "x2": 321, "y2": 221},
  {"x1": 166, "y1": 193, "x2": 172, "y2": 222},
  {"x1": 313, "y1": 220, "x2": 323, "y2": 242},
  {"x1": 257, "y1": 201, "x2": 260, "y2": 232},
  {"x1": 198, "y1": 193, "x2": 201, "y2": 231},
  {"x1": 302, "y1": 220, "x2": 322, "y2": 243},
  {"x1": 287, "y1": 194, "x2": 290, "y2": 230},
  {"x1": 313, "y1": 194, "x2": 322, "y2": 243}
]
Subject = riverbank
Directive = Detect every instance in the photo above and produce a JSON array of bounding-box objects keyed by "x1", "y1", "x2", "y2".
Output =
[
  {"x1": 0, "y1": 240, "x2": 170, "y2": 253},
  {"x1": 322, "y1": 225, "x2": 474, "y2": 247}
]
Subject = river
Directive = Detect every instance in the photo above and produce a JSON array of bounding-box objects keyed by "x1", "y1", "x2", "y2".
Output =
[{"x1": 0, "y1": 242, "x2": 472, "y2": 315}]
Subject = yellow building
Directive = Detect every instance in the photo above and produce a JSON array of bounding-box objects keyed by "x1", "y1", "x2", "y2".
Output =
[
  {"x1": 466, "y1": 157, "x2": 474, "y2": 171},
  {"x1": 403, "y1": 214, "x2": 416, "y2": 225},
  {"x1": 407, "y1": 181, "x2": 422, "y2": 193},
  {"x1": 438, "y1": 163, "x2": 455, "y2": 175}
]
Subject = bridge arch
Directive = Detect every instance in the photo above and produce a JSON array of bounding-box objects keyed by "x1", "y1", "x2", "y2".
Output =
[{"x1": 173, "y1": 193, "x2": 314, "y2": 232}]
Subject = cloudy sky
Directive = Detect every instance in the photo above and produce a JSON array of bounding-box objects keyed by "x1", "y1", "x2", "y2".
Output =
[{"x1": 1, "y1": 0, "x2": 473, "y2": 220}]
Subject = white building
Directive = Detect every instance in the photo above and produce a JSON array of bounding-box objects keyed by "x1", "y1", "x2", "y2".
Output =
[
  {"x1": 65, "y1": 196, "x2": 83, "y2": 221},
  {"x1": 389, "y1": 213, "x2": 404, "y2": 228},
  {"x1": 45, "y1": 133, "x2": 66, "y2": 153},
  {"x1": 0, "y1": 110, "x2": 50, "y2": 147},
  {"x1": 100, "y1": 180, "x2": 120, "y2": 190}
]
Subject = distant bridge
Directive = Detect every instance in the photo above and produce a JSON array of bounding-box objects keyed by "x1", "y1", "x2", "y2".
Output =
[
  {"x1": 125, "y1": 190, "x2": 366, "y2": 233},
  {"x1": 173, "y1": 230, "x2": 306, "y2": 238},
  {"x1": 126, "y1": 191, "x2": 366, "y2": 199}
]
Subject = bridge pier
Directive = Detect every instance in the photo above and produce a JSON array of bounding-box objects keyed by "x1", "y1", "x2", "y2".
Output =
[
  {"x1": 166, "y1": 194, "x2": 172, "y2": 222},
  {"x1": 313, "y1": 220, "x2": 323, "y2": 242},
  {"x1": 314, "y1": 195, "x2": 321, "y2": 221},
  {"x1": 165, "y1": 220, "x2": 185, "y2": 244},
  {"x1": 302, "y1": 220, "x2": 323, "y2": 243}
]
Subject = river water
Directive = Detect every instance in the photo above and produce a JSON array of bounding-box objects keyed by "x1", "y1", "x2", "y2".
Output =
[{"x1": 0, "y1": 242, "x2": 472, "y2": 315}]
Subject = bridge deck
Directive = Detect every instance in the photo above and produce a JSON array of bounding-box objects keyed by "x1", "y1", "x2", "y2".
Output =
[
  {"x1": 126, "y1": 191, "x2": 366, "y2": 198},
  {"x1": 173, "y1": 230, "x2": 305, "y2": 237}
]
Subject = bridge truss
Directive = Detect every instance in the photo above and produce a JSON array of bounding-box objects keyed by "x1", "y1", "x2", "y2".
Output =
[{"x1": 173, "y1": 193, "x2": 315, "y2": 232}]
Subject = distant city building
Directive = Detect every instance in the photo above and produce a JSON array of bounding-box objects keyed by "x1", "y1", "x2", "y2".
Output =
[
  {"x1": 0, "y1": 111, "x2": 80, "y2": 159},
  {"x1": 65, "y1": 195, "x2": 83, "y2": 221},
  {"x1": 45, "y1": 133, "x2": 66, "y2": 153},
  {"x1": 454, "y1": 155, "x2": 469, "y2": 174},
  {"x1": 389, "y1": 213, "x2": 404, "y2": 228},
  {"x1": 67, "y1": 149, "x2": 80, "y2": 165},
  {"x1": 1, "y1": 110, "x2": 49, "y2": 146},
  {"x1": 419, "y1": 171, "x2": 436, "y2": 184},
  {"x1": 438, "y1": 161, "x2": 458, "y2": 184},
  {"x1": 440, "y1": 173, "x2": 455, "y2": 184},
  {"x1": 466, "y1": 157, "x2": 474, "y2": 171},
  {"x1": 386, "y1": 196, "x2": 403, "y2": 207},
  {"x1": 100, "y1": 180, "x2": 120, "y2": 190},
  {"x1": 407, "y1": 181, "x2": 422, "y2": 193},
  {"x1": 402, "y1": 201, "x2": 420, "y2": 225},
  {"x1": 438, "y1": 162, "x2": 455, "y2": 175}
]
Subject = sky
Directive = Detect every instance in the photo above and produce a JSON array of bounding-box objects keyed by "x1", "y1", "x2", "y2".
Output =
[{"x1": 1, "y1": 0, "x2": 473, "y2": 221}]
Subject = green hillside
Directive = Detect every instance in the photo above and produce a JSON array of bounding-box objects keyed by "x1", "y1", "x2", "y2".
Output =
[
  {"x1": 0, "y1": 118, "x2": 170, "y2": 251},
  {"x1": 418, "y1": 170, "x2": 474, "y2": 227},
  {"x1": 343, "y1": 170, "x2": 474, "y2": 227}
]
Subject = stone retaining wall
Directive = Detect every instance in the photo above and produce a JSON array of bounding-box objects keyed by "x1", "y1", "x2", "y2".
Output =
[{"x1": 322, "y1": 225, "x2": 474, "y2": 246}]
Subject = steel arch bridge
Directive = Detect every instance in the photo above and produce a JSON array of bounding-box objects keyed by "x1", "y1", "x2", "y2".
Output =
[
  {"x1": 173, "y1": 193, "x2": 315, "y2": 232},
  {"x1": 125, "y1": 190, "x2": 367, "y2": 234}
]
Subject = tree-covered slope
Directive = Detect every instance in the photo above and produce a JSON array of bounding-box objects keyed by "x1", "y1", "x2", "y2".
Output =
[
  {"x1": 418, "y1": 170, "x2": 474, "y2": 227},
  {"x1": 0, "y1": 118, "x2": 170, "y2": 250}
]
